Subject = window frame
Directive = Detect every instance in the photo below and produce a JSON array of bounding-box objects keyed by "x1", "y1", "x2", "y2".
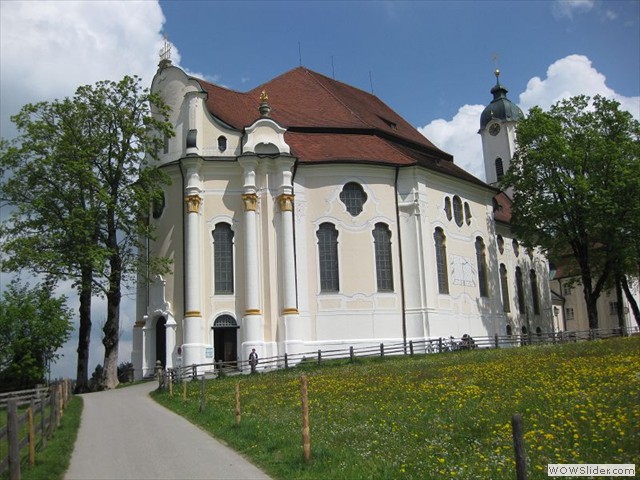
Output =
[
  {"x1": 212, "y1": 223, "x2": 235, "y2": 295},
  {"x1": 373, "y1": 223, "x2": 394, "y2": 292},
  {"x1": 434, "y1": 227, "x2": 449, "y2": 294},
  {"x1": 317, "y1": 222, "x2": 340, "y2": 292}
]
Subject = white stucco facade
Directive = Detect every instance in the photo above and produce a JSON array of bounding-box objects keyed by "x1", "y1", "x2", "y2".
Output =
[{"x1": 132, "y1": 64, "x2": 554, "y2": 378}]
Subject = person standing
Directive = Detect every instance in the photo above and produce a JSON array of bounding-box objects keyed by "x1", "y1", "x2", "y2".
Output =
[{"x1": 249, "y1": 348, "x2": 258, "y2": 373}]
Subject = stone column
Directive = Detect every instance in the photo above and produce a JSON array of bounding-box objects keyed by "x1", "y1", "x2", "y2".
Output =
[
  {"x1": 278, "y1": 193, "x2": 298, "y2": 315},
  {"x1": 242, "y1": 192, "x2": 262, "y2": 338},
  {"x1": 182, "y1": 158, "x2": 204, "y2": 370}
]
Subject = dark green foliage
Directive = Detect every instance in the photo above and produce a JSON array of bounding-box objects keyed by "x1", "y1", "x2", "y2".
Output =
[
  {"x1": 0, "y1": 281, "x2": 73, "y2": 390},
  {"x1": 502, "y1": 95, "x2": 640, "y2": 328}
]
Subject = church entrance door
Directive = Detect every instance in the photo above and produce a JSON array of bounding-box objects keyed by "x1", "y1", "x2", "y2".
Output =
[
  {"x1": 212, "y1": 315, "x2": 238, "y2": 366},
  {"x1": 155, "y1": 316, "x2": 167, "y2": 367}
]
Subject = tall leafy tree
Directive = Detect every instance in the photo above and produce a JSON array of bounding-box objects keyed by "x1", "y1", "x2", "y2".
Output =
[
  {"x1": 502, "y1": 95, "x2": 640, "y2": 329},
  {"x1": 0, "y1": 75, "x2": 173, "y2": 390},
  {"x1": 0, "y1": 281, "x2": 73, "y2": 390}
]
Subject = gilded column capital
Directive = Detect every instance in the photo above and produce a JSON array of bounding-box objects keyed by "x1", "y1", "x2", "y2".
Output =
[
  {"x1": 242, "y1": 193, "x2": 258, "y2": 212},
  {"x1": 277, "y1": 193, "x2": 294, "y2": 212},
  {"x1": 185, "y1": 194, "x2": 202, "y2": 213}
]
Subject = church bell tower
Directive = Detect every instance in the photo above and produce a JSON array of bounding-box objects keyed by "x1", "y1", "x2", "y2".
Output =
[{"x1": 479, "y1": 69, "x2": 524, "y2": 189}]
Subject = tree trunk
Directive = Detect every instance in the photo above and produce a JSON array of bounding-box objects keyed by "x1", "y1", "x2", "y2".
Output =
[
  {"x1": 100, "y1": 259, "x2": 122, "y2": 390},
  {"x1": 615, "y1": 272, "x2": 624, "y2": 330},
  {"x1": 621, "y1": 275, "x2": 640, "y2": 330},
  {"x1": 74, "y1": 267, "x2": 93, "y2": 393}
]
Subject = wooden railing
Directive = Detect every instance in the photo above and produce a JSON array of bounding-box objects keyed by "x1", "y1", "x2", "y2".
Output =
[
  {"x1": 158, "y1": 326, "x2": 638, "y2": 383},
  {"x1": 0, "y1": 379, "x2": 72, "y2": 480}
]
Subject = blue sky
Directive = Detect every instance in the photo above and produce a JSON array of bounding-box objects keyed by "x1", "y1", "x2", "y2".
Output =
[{"x1": 1, "y1": 0, "x2": 639, "y2": 379}]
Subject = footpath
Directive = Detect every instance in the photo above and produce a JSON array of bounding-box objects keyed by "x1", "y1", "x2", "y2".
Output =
[{"x1": 65, "y1": 381, "x2": 271, "y2": 480}]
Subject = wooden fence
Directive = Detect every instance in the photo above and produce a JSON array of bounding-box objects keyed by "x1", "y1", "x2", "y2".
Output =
[
  {"x1": 0, "y1": 379, "x2": 72, "y2": 480},
  {"x1": 162, "y1": 326, "x2": 638, "y2": 382}
]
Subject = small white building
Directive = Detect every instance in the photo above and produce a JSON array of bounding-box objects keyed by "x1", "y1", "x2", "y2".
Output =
[{"x1": 132, "y1": 62, "x2": 553, "y2": 378}]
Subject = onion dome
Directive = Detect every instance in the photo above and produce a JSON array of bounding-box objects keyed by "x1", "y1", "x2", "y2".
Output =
[{"x1": 480, "y1": 69, "x2": 524, "y2": 130}]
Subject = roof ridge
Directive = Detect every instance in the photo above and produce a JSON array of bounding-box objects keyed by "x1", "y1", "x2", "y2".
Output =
[{"x1": 301, "y1": 68, "x2": 373, "y2": 128}]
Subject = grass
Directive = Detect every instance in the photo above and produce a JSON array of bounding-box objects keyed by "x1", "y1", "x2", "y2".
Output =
[
  {"x1": 1, "y1": 396, "x2": 83, "y2": 480},
  {"x1": 152, "y1": 337, "x2": 640, "y2": 480}
]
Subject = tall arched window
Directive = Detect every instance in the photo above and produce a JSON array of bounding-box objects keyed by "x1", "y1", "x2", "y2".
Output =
[
  {"x1": 434, "y1": 227, "x2": 449, "y2": 294},
  {"x1": 513, "y1": 239, "x2": 520, "y2": 257},
  {"x1": 464, "y1": 202, "x2": 472, "y2": 225},
  {"x1": 453, "y1": 195, "x2": 463, "y2": 227},
  {"x1": 475, "y1": 237, "x2": 488, "y2": 297},
  {"x1": 213, "y1": 223, "x2": 234, "y2": 294},
  {"x1": 500, "y1": 264, "x2": 510, "y2": 312},
  {"x1": 497, "y1": 235, "x2": 504, "y2": 254},
  {"x1": 495, "y1": 157, "x2": 504, "y2": 179},
  {"x1": 515, "y1": 266, "x2": 525, "y2": 312},
  {"x1": 530, "y1": 269, "x2": 540, "y2": 315},
  {"x1": 317, "y1": 223, "x2": 339, "y2": 292},
  {"x1": 373, "y1": 223, "x2": 394, "y2": 291},
  {"x1": 444, "y1": 197, "x2": 452, "y2": 221}
]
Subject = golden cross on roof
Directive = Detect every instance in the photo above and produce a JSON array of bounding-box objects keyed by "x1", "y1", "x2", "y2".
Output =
[
  {"x1": 260, "y1": 90, "x2": 269, "y2": 102},
  {"x1": 492, "y1": 53, "x2": 500, "y2": 79}
]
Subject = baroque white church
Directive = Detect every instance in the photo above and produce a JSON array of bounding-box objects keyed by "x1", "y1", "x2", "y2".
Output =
[{"x1": 132, "y1": 59, "x2": 555, "y2": 378}]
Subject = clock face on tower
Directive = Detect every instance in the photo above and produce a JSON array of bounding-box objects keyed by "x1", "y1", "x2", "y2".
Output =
[{"x1": 489, "y1": 123, "x2": 501, "y2": 136}]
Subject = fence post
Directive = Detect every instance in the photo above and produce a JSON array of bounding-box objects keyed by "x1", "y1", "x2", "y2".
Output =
[
  {"x1": 58, "y1": 383, "x2": 63, "y2": 423},
  {"x1": 494, "y1": 333, "x2": 499, "y2": 349},
  {"x1": 169, "y1": 371, "x2": 173, "y2": 396},
  {"x1": 235, "y1": 383, "x2": 241, "y2": 426},
  {"x1": 512, "y1": 413, "x2": 528, "y2": 480},
  {"x1": 7, "y1": 398, "x2": 20, "y2": 480},
  {"x1": 350, "y1": 346, "x2": 354, "y2": 363},
  {"x1": 409, "y1": 340, "x2": 414, "y2": 356},
  {"x1": 183, "y1": 381, "x2": 187, "y2": 401},
  {"x1": 300, "y1": 375, "x2": 311, "y2": 464},
  {"x1": 284, "y1": 353, "x2": 289, "y2": 369},
  {"x1": 28, "y1": 399, "x2": 35, "y2": 466},
  {"x1": 380, "y1": 343, "x2": 384, "y2": 357},
  {"x1": 438, "y1": 337, "x2": 443, "y2": 353},
  {"x1": 317, "y1": 349, "x2": 322, "y2": 365}
]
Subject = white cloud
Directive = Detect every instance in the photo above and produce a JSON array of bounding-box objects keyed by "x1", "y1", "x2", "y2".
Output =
[
  {"x1": 418, "y1": 105, "x2": 485, "y2": 179},
  {"x1": 0, "y1": 0, "x2": 175, "y2": 136},
  {"x1": 519, "y1": 55, "x2": 640, "y2": 118},
  {"x1": 551, "y1": 0, "x2": 595, "y2": 20},
  {"x1": 418, "y1": 54, "x2": 640, "y2": 182}
]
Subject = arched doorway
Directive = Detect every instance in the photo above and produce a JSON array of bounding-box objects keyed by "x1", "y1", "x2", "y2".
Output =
[
  {"x1": 155, "y1": 316, "x2": 167, "y2": 367},
  {"x1": 212, "y1": 315, "x2": 238, "y2": 365}
]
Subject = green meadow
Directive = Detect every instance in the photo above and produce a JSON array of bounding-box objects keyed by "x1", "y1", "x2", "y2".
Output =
[{"x1": 152, "y1": 337, "x2": 640, "y2": 480}]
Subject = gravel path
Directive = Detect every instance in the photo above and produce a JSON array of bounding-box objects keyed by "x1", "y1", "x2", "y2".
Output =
[{"x1": 65, "y1": 381, "x2": 271, "y2": 480}]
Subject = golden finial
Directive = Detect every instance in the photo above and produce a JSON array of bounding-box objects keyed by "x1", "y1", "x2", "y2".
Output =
[{"x1": 258, "y1": 90, "x2": 271, "y2": 117}]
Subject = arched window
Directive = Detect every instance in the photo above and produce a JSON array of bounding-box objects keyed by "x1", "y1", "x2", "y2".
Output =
[
  {"x1": 213, "y1": 223, "x2": 234, "y2": 294},
  {"x1": 373, "y1": 223, "x2": 394, "y2": 291},
  {"x1": 464, "y1": 202, "x2": 472, "y2": 225},
  {"x1": 453, "y1": 195, "x2": 463, "y2": 227},
  {"x1": 530, "y1": 269, "x2": 540, "y2": 315},
  {"x1": 339, "y1": 182, "x2": 367, "y2": 217},
  {"x1": 434, "y1": 228, "x2": 449, "y2": 294},
  {"x1": 500, "y1": 264, "x2": 510, "y2": 312},
  {"x1": 317, "y1": 223, "x2": 339, "y2": 292},
  {"x1": 217, "y1": 136, "x2": 227, "y2": 152},
  {"x1": 506, "y1": 324, "x2": 513, "y2": 336},
  {"x1": 515, "y1": 267, "x2": 525, "y2": 312},
  {"x1": 495, "y1": 157, "x2": 504, "y2": 179},
  {"x1": 475, "y1": 237, "x2": 488, "y2": 297},
  {"x1": 444, "y1": 197, "x2": 452, "y2": 221},
  {"x1": 512, "y1": 239, "x2": 520, "y2": 257},
  {"x1": 497, "y1": 235, "x2": 504, "y2": 254}
]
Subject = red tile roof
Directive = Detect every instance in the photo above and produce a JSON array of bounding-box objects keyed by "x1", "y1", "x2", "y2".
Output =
[{"x1": 191, "y1": 66, "x2": 488, "y2": 188}]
